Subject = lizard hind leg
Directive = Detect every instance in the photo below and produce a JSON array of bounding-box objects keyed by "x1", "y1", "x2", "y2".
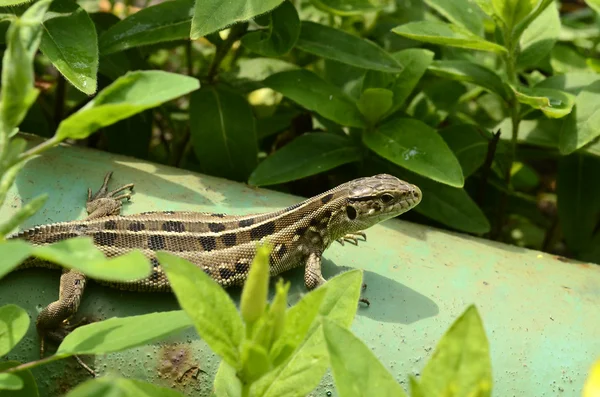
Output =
[{"x1": 85, "y1": 171, "x2": 135, "y2": 219}]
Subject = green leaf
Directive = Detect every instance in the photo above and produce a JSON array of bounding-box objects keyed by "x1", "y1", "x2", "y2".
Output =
[
  {"x1": 56, "y1": 311, "x2": 192, "y2": 356},
  {"x1": 392, "y1": 21, "x2": 507, "y2": 54},
  {"x1": 157, "y1": 252, "x2": 244, "y2": 369},
  {"x1": 214, "y1": 361, "x2": 242, "y2": 397},
  {"x1": 296, "y1": 21, "x2": 403, "y2": 73},
  {"x1": 517, "y1": 0, "x2": 559, "y2": 68},
  {"x1": 241, "y1": 1, "x2": 299, "y2": 57},
  {"x1": 440, "y1": 124, "x2": 488, "y2": 177},
  {"x1": 222, "y1": 57, "x2": 298, "y2": 93},
  {"x1": 240, "y1": 244, "x2": 271, "y2": 326},
  {"x1": 248, "y1": 133, "x2": 361, "y2": 186},
  {"x1": 550, "y1": 44, "x2": 590, "y2": 74},
  {"x1": 0, "y1": 304, "x2": 30, "y2": 357},
  {"x1": 315, "y1": 269, "x2": 363, "y2": 327},
  {"x1": 585, "y1": 0, "x2": 600, "y2": 14},
  {"x1": 99, "y1": 0, "x2": 194, "y2": 55},
  {"x1": 189, "y1": 85, "x2": 258, "y2": 182},
  {"x1": 357, "y1": 88, "x2": 393, "y2": 125},
  {"x1": 559, "y1": 80, "x2": 600, "y2": 154},
  {"x1": 64, "y1": 376, "x2": 186, "y2": 397},
  {"x1": 264, "y1": 69, "x2": 365, "y2": 128},
  {"x1": 190, "y1": 0, "x2": 283, "y2": 39},
  {"x1": 416, "y1": 305, "x2": 492, "y2": 397},
  {"x1": 423, "y1": 0, "x2": 484, "y2": 35},
  {"x1": 39, "y1": 0, "x2": 98, "y2": 95},
  {"x1": 428, "y1": 60, "x2": 511, "y2": 101},
  {"x1": 31, "y1": 237, "x2": 151, "y2": 282},
  {"x1": 492, "y1": 0, "x2": 536, "y2": 31},
  {"x1": 56, "y1": 70, "x2": 199, "y2": 141},
  {"x1": 322, "y1": 318, "x2": 408, "y2": 397},
  {"x1": 556, "y1": 154, "x2": 600, "y2": 256},
  {"x1": 0, "y1": 373, "x2": 22, "y2": 391},
  {"x1": 0, "y1": 194, "x2": 47, "y2": 236},
  {"x1": 0, "y1": 240, "x2": 32, "y2": 279},
  {"x1": 363, "y1": 117, "x2": 464, "y2": 187},
  {"x1": 0, "y1": 361, "x2": 38, "y2": 397},
  {"x1": 514, "y1": 86, "x2": 575, "y2": 118},
  {"x1": 310, "y1": 0, "x2": 380, "y2": 15},
  {"x1": 512, "y1": 0, "x2": 554, "y2": 41}
]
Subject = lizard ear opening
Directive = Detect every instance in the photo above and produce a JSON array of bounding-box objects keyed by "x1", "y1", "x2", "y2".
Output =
[{"x1": 346, "y1": 205, "x2": 357, "y2": 220}]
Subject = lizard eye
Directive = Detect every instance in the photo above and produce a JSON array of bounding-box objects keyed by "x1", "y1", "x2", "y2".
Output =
[
  {"x1": 381, "y1": 193, "x2": 394, "y2": 204},
  {"x1": 346, "y1": 206, "x2": 357, "y2": 220}
]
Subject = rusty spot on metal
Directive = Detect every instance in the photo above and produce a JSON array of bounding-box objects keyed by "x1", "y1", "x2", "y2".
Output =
[
  {"x1": 483, "y1": 281, "x2": 489, "y2": 285},
  {"x1": 157, "y1": 343, "x2": 201, "y2": 387}
]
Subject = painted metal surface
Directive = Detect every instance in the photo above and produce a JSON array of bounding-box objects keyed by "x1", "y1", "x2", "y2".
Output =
[{"x1": 1, "y1": 135, "x2": 599, "y2": 396}]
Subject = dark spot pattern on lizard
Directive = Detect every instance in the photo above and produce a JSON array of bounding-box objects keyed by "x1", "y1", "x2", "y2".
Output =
[
  {"x1": 45, "y1": 233, "x2": 79, "y2": 244},
  {"x1": 320, "y1": 210, "x2": 332, "y2": 224},
  {"x1": 235, "y1": 261, "x2": 249, "y2": 274},
  {"x1": 321, "y1": 193, "x2": 334, "y2": 204},
  {"x1": 208, "y1": 222, "x2": 226, "y2": 233},
  {"x1": 250, "y1": 221, "x2": 276, "y2": 240},
  {"x1": 93, "y1": 231, "x2": 118, "y2": 246},
  {"x1": 150, "y1": 258, "x2": 160, "y2": 268},
  {"x1": 151, "y1": 271, "x2": 160, "y2": 280},
  {"x1": 148, "y1": 235, "x2": 166, "y2": 250},
  {"x1": 199, "y1": 236, "x2": 216, "y2": 251},
  {"x1": 162, "y1": 221, "x2": 185, "y2": 233},
  {"x1": 295, "y1": 226, "x2": 308, "y2": 237},
  {"x1": 211, "y1": 213, "x2": 225, "y2": 218},
  {"x1": 275, "y1": 244, "x2": 287, "y2": 258},
  {"x1": 222, "y1": 233, "x2": 237, "y2": 247},
  {"x1": 239, "y1": 218, "x2": 254, "y2": 227},
  {"x1": 219, "y1": 267, "x2": 234, "y2": 281},
  {"x1": 128, "y1": 222, "x2": 146, "y2": 232},
  {"x1": 104, "y1": 220, "x2": 117, "y2": 230}
]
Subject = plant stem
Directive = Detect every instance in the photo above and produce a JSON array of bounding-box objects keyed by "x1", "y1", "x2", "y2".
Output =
[
  {"x1": 207, "y1": 23, "x2": 248, "y2": 84},
  {"x1": 16, "y1": 135, "x2": 61, "y2": 165},
  {"x1": 1, "y1": 354, "x2": 61, "y2": 374}
]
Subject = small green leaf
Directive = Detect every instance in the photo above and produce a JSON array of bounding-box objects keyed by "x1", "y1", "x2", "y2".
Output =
[
  {"x1": 357, "y1": 88, "x2": 393, "y2": 125},
  {"x1": 40, "y1": 0, "x2": 98, "y2": 95},
  {"x1": 240, "y1": 244, "x2": 271, "y2": 326},
  {"x1": 0, "y1": 304, "x2": 30, "y2": 357},
  {"x1": 189, "y1": 85, "x2": 258, "y2": 182},
  {"x1": 56, "y1": 311, "x2": 192, "y2": 356},
  {"x1": 492, "y1": 0, "x2": 536, "y2": 32},
  {"x1": 248, "y1": 133, "x2": 361, "y2": 186},
  {"x1": 440, "y1": 124, "x2": 488, "y2": 178},
  {"x1": 0, "y1": 361, "x2": 38, "y2": 397},
  {"x1": 0, "y1": 240, "x2": 32, "y2": 279},
  {"x1": 0, "y1": 194, "x2": 47, "y2": 236},
  {"x1": 214, "y1": 361, "x2": 242, "y2": 397},
  {"x1": 31, "y1": 237, "x2": 151, "y2": 282},
  {"x1": 363, "y1": 117, "x2": 464, "y2": 187},
  {"x1": 315, "y1": 269, "x2": 363, "y2": 327},
  {"x1": 310, "y1": 0, "x2": 380, "y2": 15},
  {"x1": 550, "y1": 44, "x2": 590, "y2": 74},
  {"x1": 264, "y1": 69, "x2": 365, "y2": 128},
  {"x1": 514, "y1": 86, "x2": 575, "y2": 118},
  {"x1": 417, "y1": 305, "x2": 492, "y2": 397},
  {"x1": 157, "y1": 252, "x2": 244, "y2": 369},
  {"x1": 0, "y1": 373, "x2": 23, "y2": 391},
  {"x1": 428, "y1": 60, "x2": 511, "y2": 101},
  {"x1": 296, "y1": 21, "x2": 403, "y2": 73},
  {"x1": 423, "y1": 0, "x2": 484, "y2": 35},
  {"x1": 392, "y1": 21, "x2": 507, "y2": 54},
  {"x1": 517, "y1": 1, "x2": 560, "y2": 68},
  {"x1": 241, "y1": 1, "x2": 299, "y2": 57},
  {"x1": 99, "y1": 0, "x2": 194, "y2": 55},
  {"x1": 559, "y1": 80, "x2": 600, "y2": 154},
  {"x1": 322, "y1": 318, "x2": 408, "y2": 397},
  {"x1": 190, "y1": 0, "x2": 283, "y2": 39},
  {"x1": 64, "y1": 376, "x2": 186, "y2": 397},
  {"x1": 240, "y1": 342, "x2": 270, "y2": 383},
  {"x1": 56, "y1": 71, "x2": 200, "y2": 141}
]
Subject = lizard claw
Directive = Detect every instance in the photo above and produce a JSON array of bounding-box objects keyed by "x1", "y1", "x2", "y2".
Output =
[{"x1": 336, "y1": 232, "x2": 367, "y2": 246}]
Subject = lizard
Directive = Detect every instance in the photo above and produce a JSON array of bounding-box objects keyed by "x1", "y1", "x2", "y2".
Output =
[{"x1": 7, "y1": 171, "x2": 422, "y2": 357}]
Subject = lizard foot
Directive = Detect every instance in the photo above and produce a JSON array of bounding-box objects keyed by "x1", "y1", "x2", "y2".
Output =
[
  {"x1": 85, "y1": 171, "x2": 135, "y2": 219},
  {"x1": 336, "y1": 232, "x2": 367, "y2": 246}
]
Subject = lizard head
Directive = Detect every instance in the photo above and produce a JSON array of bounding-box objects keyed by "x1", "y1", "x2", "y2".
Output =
[{"x1": 332, "y1": 174, "x2": 422, "y2": 235}]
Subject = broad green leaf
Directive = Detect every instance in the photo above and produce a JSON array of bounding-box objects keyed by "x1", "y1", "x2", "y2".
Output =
[
  {"x1": 189, "y1": 85, "x2": 258, "y2": 182},
  {"x1": 0, "y1": 194, "x2": 47, "y2": 236},
  {"x1": 296, "y1": 21, "x2": 403, "y2": 73},
  {"x1": 0, "y1": 304, "x2": 30, "y2": 357},
  {"x1": 40, "y1": 0, "x2": 98, "y2": 95},
  {"x1": 559, "y1": 80, "x2": 600, "y2": 154},
  {"x1": 535, "y1": 73, "x2": 600, "y2": 96},
  {"x1": 64, "y1": 376, "x2": 186, "y2": 397},
  {"x1": 392, "y1": 21, "x2": 507, "y2": 54},
  {"x1": 190, "y1": 0, "x2": 283, "y2": 39},
  {"x1": 473, "y1": 0, "x2": 494, "y2": 16},
  {"x1": 363, "y1": 117, "x2": 464, "y2": 187},
  {"x1": 248, "y1": 133, "x2": 361, "y2": 186},
  {"x1": 0, "y1": 373, "x2": 22, "y2": 391},
  {"x1": 31, "y1": 237, "x2": 151, "y2": 282},
  {"x1": 214, "y1": 361, "x2": 242, "y2": 397},
  {"x1": 428, "y1": 60, "x2": 511, "y2": 101},
  {"x1": 322, "y1": 318, "x2": 408, "y2": 397},
  {"x1": 423, "y1": 0, "x2": 484, "y2": 35},
  {"x1": 550, "y1": 44, "x2": 590, "y2": 74},
  {"x1": 417, "y1": 305, "x2": 492, "y2": 396},
  {"x1": 57, "y1": 311, "x2": 192, "y2": 356},
  {"x1": 0, "y1": 240, "x2": 31, "y2": 279},
  {"x1": 585, "y1": 0, "x2": 600, "y2": 14},
  {"x1": 0, "y1": 361, "x2": 38, "y2": 397},
  {"x1": 241, "y1": 1, "x2": 299, "y2": 56},
  {"x1": 264, "y1": 69, "x2": 365, "y2": 128},
  {"x1": 512, "y1": 0, "x2": 554, "y2": 41},
  {"x1": 514, "y1": 86, "x2": 575, "y2": 118},
  {"x1": 56, "y1": 70, "x2": 199, "y2": 141},
  {"x1": 517, "y1": 0, "x2": 559, "y2": 68},
  {"x1": 315, "y1": 269, "x2": 363, "y2": 327},
  {"x1": 583, "y1": 358, "x2": 600, "y2": 397},
  {"x1": 99, "y1": 0, "x2": 194, "y2": 55},
  {"x1": 492, "y1": 0, "x2": 536, "y2": 31},
  {"x1": 357, "y1": 88, "x2": 393, "y2": 124},
  {"x1": 556, "y1": 154, "x2": 600, "y2": 255},
  {"x1": 222, "y1": 57, "x2": 298, "y2": 93},
  {"x1": 440, "y1": 124, "x2": 488, "y2": 177},
  {"x1": 310, "y1": 0, "x2": 380, "y2": 15},
  {"x1": 157, "y1": 252, "x2": 244, "y2": 369},
  {"x1": 0, "y1": 0, "x2": 50, "y2": 134}
]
